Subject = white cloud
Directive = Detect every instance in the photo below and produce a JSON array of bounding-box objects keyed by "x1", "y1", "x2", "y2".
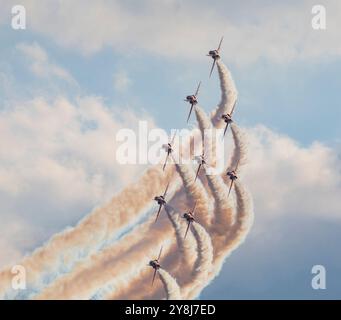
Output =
[
  {"x1": 0, "y1": 95, "x2": 156, "y2": 267},
  {"x1": 241, "y1": 125, "x2": 341, "y2": 222},
  {"x1": 16, "y1": 42, "x2": 77, "y2": 84},
  {"x1": 5, "y1": 0, "x2": 341, "y2": 65}
]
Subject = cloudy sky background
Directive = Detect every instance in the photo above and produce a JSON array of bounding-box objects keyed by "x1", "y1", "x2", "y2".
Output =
[{"x1": 0, "y1": 0, "x2": 340, "y2": 299}]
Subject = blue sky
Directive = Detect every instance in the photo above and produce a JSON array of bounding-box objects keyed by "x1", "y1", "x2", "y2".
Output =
[{"x1": 0, "y1": 0, "x2": 341, "y2": 299}]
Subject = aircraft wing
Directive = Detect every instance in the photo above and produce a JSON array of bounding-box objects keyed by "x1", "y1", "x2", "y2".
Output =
[
  {"x1": 223, "y1": 122, "x2": 229, "y2": 136},
  {"x1": 227, "y1": 180, "x2": 234, "y2": 199},
  {"x1": 187, "y1": 104, "x2": 194, "y2": 123},
  {"x1": 195, "y1": 81, "x2": 201, "y2": 96},
  {"x1": 170, "y1": 130, "x2": 177, "y2": 144},
  {"x1": 155, "y1": 204, "x2": 163, "y2": 222},
  {"x1": 209, "y1": 59, "x2": 216, "y2": 78},
  {"x1": 217, "y1": 36, "x2": 224, "y2": 51},
  {"x1": 157, "y1": 246, "x2": 163, "y2": 261},
  {"x1": 162, "y1": 153, "x2": 169, "y2": 171},
  {"x1": 195, "y1": 164, "x2": 201, "y2": 182},
  {"x1": 163, "y1": 182, "x2": 170, "y2": 198},
  {"x1": 230, "y1": 100, "x2": 237, "y2": 116},
  {"x1": 152, "y1": 268, "x2": 157, "y2": 286},
  {"x1": 184, "y1": 221, "x2": 191, "y2": 239}
]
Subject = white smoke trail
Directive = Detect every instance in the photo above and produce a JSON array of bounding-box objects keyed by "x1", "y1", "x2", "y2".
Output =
[
  {"x1": 174, "y1": 162, "x2": 212, "y2": 227},
  {"x1": 104, "y1": 192, "x2": 195, "y2": 300},
  {"x1": 181, "y1": 101, "x2": 252, "y2": 299},
  {"x1": 195, "y1": 106, "x2": 233, "y2": 230},
  {"x1": 99, "y1": 241, "x2": 180, "y2": 301},
  {"x1": 195, "y1": 106, "x2": 217, "y2": 169},
  {"x1": 29, "y1": 130, "x2": 195, "y2": 299},
  {"x1": 89, "y1": 217, "x2": 172, "y2": 300},
  {"x1": 109, "y1": 60, "x2": 249, "y2": 300},
  {"x1": 115, "y1": 165, "x2": 252, "y2": 301},
  {"x1": 182, "y1": 221, "x2": 213, "y2": 299},
  {"x1": 204, "y1": 120, "x2": 253, "y2": 295},
  {"x1": 35, "y1": 187, "x2": 190, "y2": 300},
  {"x1": 179, "y1": 181, "x2": 253, "y2": 301},
  {"x1": 212, "y1": 181, "x2": 254, "y2": 275},
  {"x1": 228, "y1": 123, "x2": 248, "y2": 172},
  {"x1": 221, "y1": 123, "x2": 248, "y2": 206},
  {"x1": 205, "y1": 173, "x2": 234, "y2": 232},
  {"x1": 158, "y1": 269, "x2": 182, "y2": 300},
  {"x1": 164, "y1": 204, "x2": 197, "y2": 271},
  {"x1": 126, "y1": 104, "x2": 246, "y2": 297},
  {"x1": 34, "y1": 214, "x2": 174, "y2": 299},
  {"x1": 86, "y1": 107, "x2": 221, "y2": 300},
  {"x1": 196, "y1": 106, "x2": 212, "y2": 138},
  {"x1": 0, "y1": 166, "x2": 176, "y2": 298},
  {"x1": 37, "y1": 154, "x2": 248, "y2": 302},
  {"x1": 211, "y1": 60, "x2": 238, "y2": 128},
  {"x1": 192, "y1": 223, "x2": 213, "y2": 278},
  {"x1": 98, "y1": 166, "x2": 211, "y2": 300}
]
